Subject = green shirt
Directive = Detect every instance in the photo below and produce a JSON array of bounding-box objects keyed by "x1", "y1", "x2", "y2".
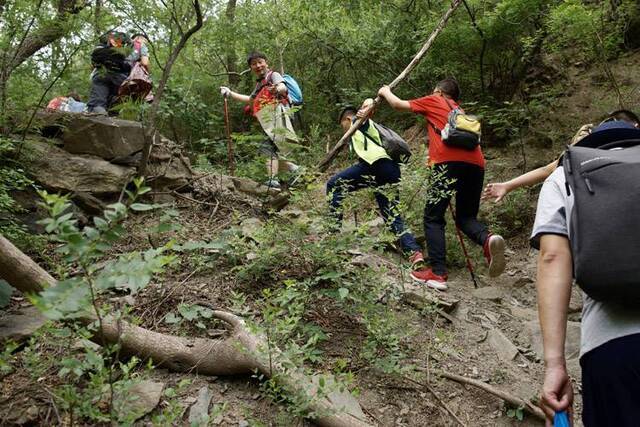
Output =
[{"x1": 350, "y1": 120, "x2": 391, "y2": 165}]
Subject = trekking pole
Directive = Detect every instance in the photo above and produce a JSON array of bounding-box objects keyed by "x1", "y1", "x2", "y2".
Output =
[
  {"x1": 448, "y1": 203, "x2": 479, "y2": 288},
  {"x1": 223, "y1": 94, "x2": 236, "y2": 176}
]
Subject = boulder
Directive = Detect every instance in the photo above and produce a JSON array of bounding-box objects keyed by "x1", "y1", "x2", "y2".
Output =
[
  {"x1": 147, "y1": 155, "x2": 193, "y2": 190},
  {"x1": 231, "y1": 176, "x2": 281, "y2": 197},
  {"x1": 488, "y1": 328, "x2": 519, "y2": 363},
  {"x1": 0, "y1": 306, "x2": 47, "y2": 343},
  {"x1": 188, "y1": 386, "x2": 213, "y2": 425},
  {"x1": 525, "y1": 320, "x2": 582, "y2": 360},
  {"x1": 62, "y1": 115, "x2": 146, "y2": 160},
  {"x1": 24, "y1": 139, "x2": 136, "y2": 194},
  {"x1": 114, "y1": 380, "x2": 164, "y2": 422}
]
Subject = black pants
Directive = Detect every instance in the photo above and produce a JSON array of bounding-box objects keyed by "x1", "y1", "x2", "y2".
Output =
[
  {"x1": 424, "y1": 161, "x2": 488, "y2": 275},
  {"x1": 581, "y1": 333, "x2": 640, "y2": 426},
  {"x1": 87, "y1": 71, "x2": 128, "y2": 112}
]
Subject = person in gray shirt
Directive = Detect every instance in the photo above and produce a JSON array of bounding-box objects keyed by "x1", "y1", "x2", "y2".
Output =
[{"x1": 531, "y1": 118, "x2": 640, "y2": 426}]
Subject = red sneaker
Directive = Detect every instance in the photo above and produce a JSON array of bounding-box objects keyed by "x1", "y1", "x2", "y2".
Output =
[
  {"x1": 410, "y1": 268, "x2": 448, "y2": 291},
  {"x1": 483, "y1": 234, "x2": 506, "y2": 277},
  {"x1": 408, "y1": 251, "x2": 425, "y2": 270}
]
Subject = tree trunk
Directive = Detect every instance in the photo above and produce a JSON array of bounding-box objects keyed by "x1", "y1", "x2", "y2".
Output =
[
  {"x1": 225, "y1": 0, "x2": 240, "y2": 85},
  {"x1": 0, "y1": 234, "x2": 372, "y2": 427},
  {"x1": 138, "y1": 0, "x2": 204, "y2": 178},
  {"x1": 0, "y1": 0, "x2": 86, "y2": 132}
]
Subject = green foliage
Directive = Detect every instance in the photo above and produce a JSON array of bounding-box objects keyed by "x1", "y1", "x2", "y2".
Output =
[
  {"x1": 0, "y1": 137, "x2": 41, "y2": 249},
  {"x1": 544, "y1": 0, "x2": 623, "y2": 61},
  {"x1": 23, "y1": 178, "x2": 182, "y2": 423},
  {"x1": 506, "y1": 405, "x2": 525, "y2": 421}
]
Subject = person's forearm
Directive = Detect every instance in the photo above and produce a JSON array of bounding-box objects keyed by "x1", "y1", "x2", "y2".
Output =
[
  {"x1": 228, "y1": 91, "x2": 251, "y2": 103},
  {"x1": 379, "y1": 91, "x2": 411, "y2": 112},
  {"x1": 536, "y1": 235, "x2": 573, "y2": 367},
  {"x1": 140, "y1": 56, "x2": 149, "y2": 68},
  {"x1": 504, "y1": 161, "x2": 558, "y2": 192}
]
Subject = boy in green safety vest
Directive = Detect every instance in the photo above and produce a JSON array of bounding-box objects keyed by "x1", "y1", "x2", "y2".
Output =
[{"x1": 326, "y1": 99, "x2": 424, "y2": 269}]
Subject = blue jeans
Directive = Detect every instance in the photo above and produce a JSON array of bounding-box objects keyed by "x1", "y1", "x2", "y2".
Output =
[{"x1": 326, "y1": 159, "x2": 421, "y2": 254}]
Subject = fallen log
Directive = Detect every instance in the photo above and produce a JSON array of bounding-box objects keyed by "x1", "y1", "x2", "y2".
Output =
[{"x1": 0, "y1": 234, "x2": 371, "y2": 427}]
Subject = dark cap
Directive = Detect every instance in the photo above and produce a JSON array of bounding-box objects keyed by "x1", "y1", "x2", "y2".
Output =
[
  {"x1": 576, "y1": 120, "x2": 640, "y2": 149},
  {"x1": 338, "y1": 105, "x2": 357, "y2": 123}
]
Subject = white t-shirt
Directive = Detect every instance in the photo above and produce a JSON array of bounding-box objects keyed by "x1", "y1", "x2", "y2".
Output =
[{"x1": 530, "y1": 167, "x2": 640, "y2": 357}]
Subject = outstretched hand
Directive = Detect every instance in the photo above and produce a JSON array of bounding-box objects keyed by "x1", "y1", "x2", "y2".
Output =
[
  {"x1": 220, "y1": 86, "x2": 231, "y2": 97},
  {"x1": 540, "y1": 365, "x2": 574, "y2": 426},
  {"x1": 483, "y1": 182, "x2": 509, "y2": 203}
]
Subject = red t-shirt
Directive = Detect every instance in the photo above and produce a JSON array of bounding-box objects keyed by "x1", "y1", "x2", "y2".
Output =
[{"x1": 409, "y1": 95, "x2": 485, "y2": 168}]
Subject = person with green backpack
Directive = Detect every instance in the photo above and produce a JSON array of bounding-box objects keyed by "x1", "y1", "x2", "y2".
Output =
[
  {"x1": 326, "y1": 99, "x2": 424, "y2": 269},
  {"x1": 377, "y1": 78, "x2": 506, "y2": 290}
]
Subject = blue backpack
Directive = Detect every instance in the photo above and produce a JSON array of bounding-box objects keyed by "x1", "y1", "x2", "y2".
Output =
[{"x1": 282, "y1": 74, "x2": 303, "y2": 105}]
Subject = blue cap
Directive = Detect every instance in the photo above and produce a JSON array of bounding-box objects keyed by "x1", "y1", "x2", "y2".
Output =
[{"x1": 576, "y1": 120, "x2": 640, "y2": 149}]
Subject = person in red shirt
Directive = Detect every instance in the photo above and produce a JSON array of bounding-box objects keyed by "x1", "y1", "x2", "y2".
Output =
[
  {"x1": 220, "y1": 51, "x2": 299, "y2": 190},
  {"x1": 377, "y1": 79, "x2": 506, "y2": 290}
]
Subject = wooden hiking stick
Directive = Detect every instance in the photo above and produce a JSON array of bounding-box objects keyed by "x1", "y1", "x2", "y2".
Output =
[
  {"x1": 223, "y1": 95, "x2": 236, "y2": 176},
  {"x1": 318, "y1": 0, "x2": 463, "y2": 171},
  {"x1": 448, "y1": 203, "x2": 479, "y2": 288}
]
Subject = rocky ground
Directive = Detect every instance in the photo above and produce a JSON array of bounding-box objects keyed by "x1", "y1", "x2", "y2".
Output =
[{"x1": 3, "y1": 51, "x2": 640, "y2": 426}]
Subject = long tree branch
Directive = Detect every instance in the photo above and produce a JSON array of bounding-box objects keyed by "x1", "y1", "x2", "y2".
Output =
[
  {"x1": 9, "y1": 0, "x2": 86, "y2": 73},
  {"x1": 8, "y1": 0, "x2": 45, "y2": 68},
  {"x1": 318, "y1": 0, "x2": 463, "y2": 172}
]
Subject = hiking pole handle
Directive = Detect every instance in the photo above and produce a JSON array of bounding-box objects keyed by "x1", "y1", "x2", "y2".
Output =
[{"x1": 318, "y1": 0, "x2": 463, "y2": 172}]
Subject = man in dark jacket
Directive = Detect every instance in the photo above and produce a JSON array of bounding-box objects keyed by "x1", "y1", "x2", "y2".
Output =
[{"x1": 87, "y1": 31, "x2": 132, "y2": 115}]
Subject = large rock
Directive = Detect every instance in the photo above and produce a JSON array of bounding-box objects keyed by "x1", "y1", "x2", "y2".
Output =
[
  {"x1": 525, "y1": 320, "x2": 582, "y2": 360},
  {"x1": 188, "y1": 386, "x2": 213, "y2": 425},
  {"x1": 62, "y1": 115, "x2": 146, "y2": 160},
  {"x1": 24, "y1": 139, "x2": 135, "y2": 194},
  {"x1": 147, "y1": 154, "x2": 193, "y2": 189},
  {"x1": 114, "y1": 380, "x2": 164, "y2": 422},
  {"x1": 0, "y1": 306, "x2": 47, "y2": 343},
  {"x1": 488, "y1": 328, "x2": 519, "y2": 363}
]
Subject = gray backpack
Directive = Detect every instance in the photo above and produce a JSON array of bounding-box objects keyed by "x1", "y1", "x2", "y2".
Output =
[
  {"x1": 563, "y1": 139, "x2": 640, "y2": 303},
  {"x1": 361, "y1": 122, "x2": 412, "y2": 164}
]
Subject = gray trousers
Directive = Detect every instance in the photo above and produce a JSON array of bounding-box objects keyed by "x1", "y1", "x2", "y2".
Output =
[{"x1": 87, "y1": 71, "x2": 128, "y2": 112}]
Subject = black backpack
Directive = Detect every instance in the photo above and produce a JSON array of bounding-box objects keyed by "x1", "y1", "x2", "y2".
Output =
[
  {"x1": 361, "y1": 121, "x2": 412, "y2": 164},
  {"x1": 91, "y1": 31, "x2": 132, "y2": 74},
  {"x1": 563, "y1": 139, "x2": 640, "y2": 303}
]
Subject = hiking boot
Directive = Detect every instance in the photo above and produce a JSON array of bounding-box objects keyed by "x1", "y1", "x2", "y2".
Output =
[
  {"x1": 408, "y1": 251, "x2": 425, "y2": 270},
  {"x1": 410, "y1": 268, "x2": 448, "y2": 291},
  {"x1": 264, "y1": 178, "x2": 281, "y2": 190},
  {"x1": 483, "y1": 234, "x2": 506, "y2": 277},
  {"x1": 88, "y1": 106, "x2": 108, "y2": 116}
]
